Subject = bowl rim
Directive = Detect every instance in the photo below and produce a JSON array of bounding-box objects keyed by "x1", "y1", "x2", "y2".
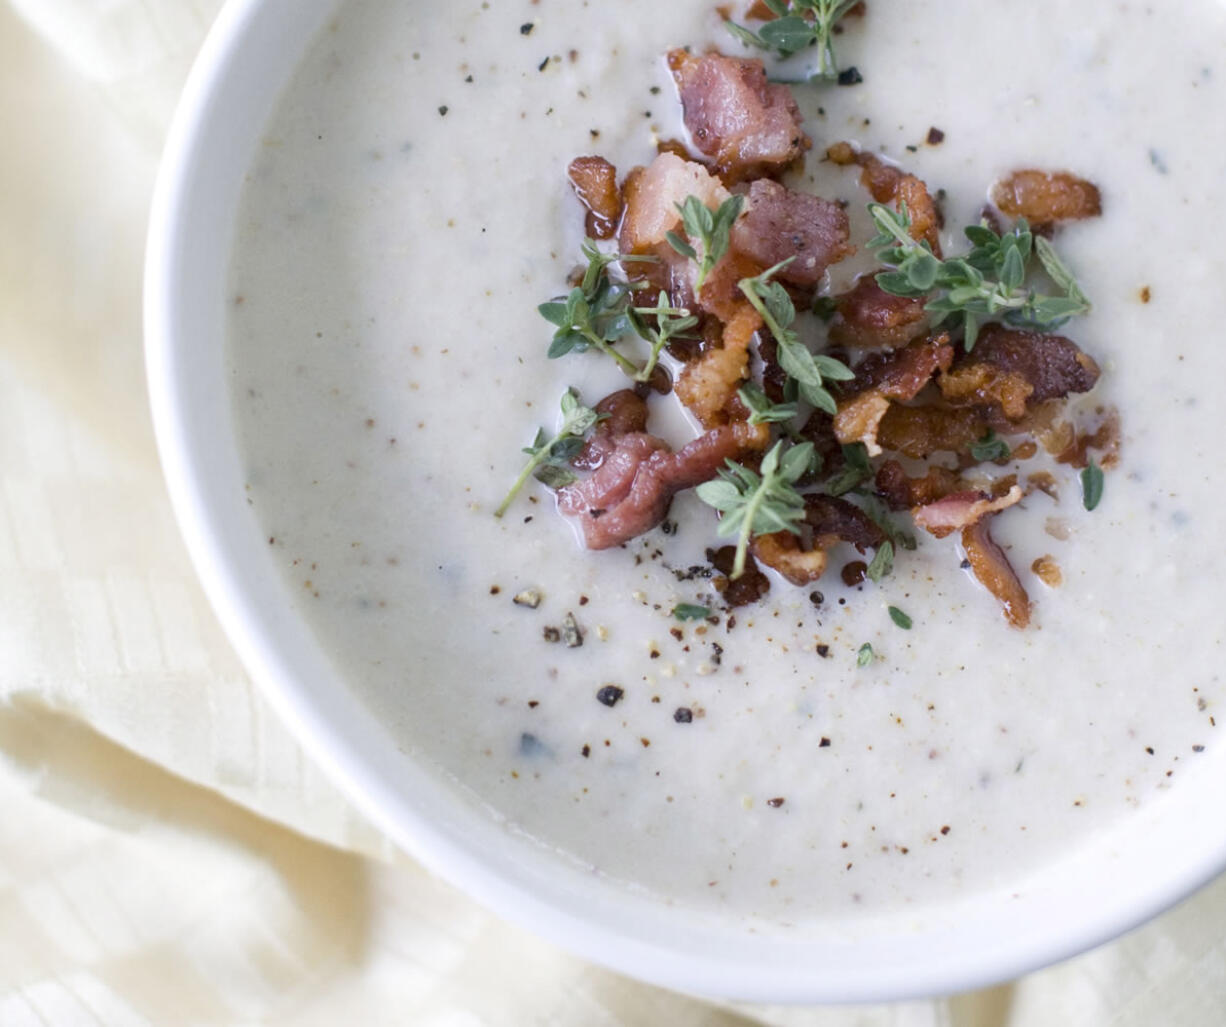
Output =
[{"x1": 145, "y1": 0, "x2": 1226, "y2": 1004}]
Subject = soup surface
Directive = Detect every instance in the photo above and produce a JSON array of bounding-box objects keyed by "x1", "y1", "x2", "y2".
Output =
[{"x1": 228, "y1": 0, "x2": 1226, "y2": 920}]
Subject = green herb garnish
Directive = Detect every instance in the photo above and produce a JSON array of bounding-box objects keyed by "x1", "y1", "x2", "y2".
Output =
[
  {"x1": 496, "y1": 389, "x2": 602, "y2": 517},
  {"x1": 666, "y1": 194, "x2": 744, "y2": 294},
  {"x1": 696, "y1": 439, "x2": 815, "y2": 579},
  {"x1": 825, "y1": 442, "x2": 873, "y2": 497},
  {"x1": 738, "y1": 381, "x2": 800, "y2": 427},
  {"x1": 887, "y1": 605, "x2": 913, "y2": 630},
  {"x1": 673, "y1": 603, "x2": 712, "y2": 621},
  {"x1": 740, "y1": 261, "x2": 854, "y2": 415},
  {"x1": 540, "y1": 241, "x2": 644, "y2": 376},
  {"x1": 725, "y1": 0, "x2": 863, "y2": 82},
  {"x1": 865, "y1": 540, "x2": 894, "y2": 583},
  {"x1": 856, "y1": 642, "x2": 875, "y2": 667},
  {"x1": 868, "y1": 204, "x2": 1091, "y2": 350},
  {"x1": 1081, "y1": 458, "x2": 1104, "y2": 511},
  {"x1": 631, "y1": 291, "x2": 698, "y2": 383},
  {"x1": 970, "y1": 429, "x2": 1012, "y2": 463}
]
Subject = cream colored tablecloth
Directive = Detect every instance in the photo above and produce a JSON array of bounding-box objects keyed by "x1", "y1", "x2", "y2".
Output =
[{"x1": 3, "y1": 2, "x2": 1225, "y2": 1023}]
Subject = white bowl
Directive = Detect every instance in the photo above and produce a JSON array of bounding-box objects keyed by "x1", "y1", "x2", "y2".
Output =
[{"x1": 145, "y1": 0, "x2": 1226, "y2": 1003}]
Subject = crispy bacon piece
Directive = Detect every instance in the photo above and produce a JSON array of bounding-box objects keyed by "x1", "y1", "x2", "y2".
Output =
[
  {"x1": 875, "y1": 460, "x2": 963, "y2": 510},
  {"x1": 668, "y1": 49, "x2": 810, "y2": 182},
  {"x1": 845, "y1": 332, "x2": 954, "y2": 400},
  {"x1": 827, "y1": 142, "x2": 942, "y2": 254},
  {"x1": 567, "y1": 156, "x2": 622, "y2": 239},
  {"x1": 833, "y1": 390, "x2": 891, "y2": 455},
  {"x1": 805, "y1": 494, "x2": 887, "y2": 552},
  {"x1": 876, "y1": 405, "x2": 990, "y2": 459},
  {"x1": 752, "y1": 532, "x2": 828, "y2": 585},
  {"x1": 675, "y1": 303, "x2": 762, "y2": 427},
  {"x1": 573, "y1": 390, "x2": 649, "y2": 470},
  {"x1": 939, "y1": 364, "x2": 1033, "y2": 420},
  {"x1": 991, "y1": 170, "x2": 1102, "y2": 226},
  {"x1": 559, "y1": 421, "x2": 767, "y2": 550},
  {"x1": 730, "y1": 179, "x2": 853, "y2": 290},
  {"x1": 961, "y1": 515, "x2": 1032, "y2": 629},
  {"x1": 619, "y1": 152, "x2": 731, "y2": 294},
  {"x1": 941, "y1": 325, "x2": 1100, "y2": 419},
  {"x1": 828, "y1": 277, "x2": 929, "y2": 350},
  {"x1": 912, "y1": 486, "x2": 1023, "y2": 539}
]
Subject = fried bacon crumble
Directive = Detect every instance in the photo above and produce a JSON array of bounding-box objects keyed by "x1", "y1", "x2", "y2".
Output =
[{"x1": 540, "y1": 36, "x2": 1117, "y2": 632}]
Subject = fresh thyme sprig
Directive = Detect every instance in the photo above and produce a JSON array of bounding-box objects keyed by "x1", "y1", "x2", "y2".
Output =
[
  {"x1": 630, "y1": 291, "x2": 699, "y2": 383},
  {"x1": 738, "y1": 381, "x2": 800, "y2": 427},
  {"x1": 495, "y1": 388, "x2": 602, "y2": 518},
  {"x1": 868, "y1": 203, "x2": 1092, "y2": 350},
  {"x1": 739, "y1": 261, "x2": 854, "y2": 415},
  {"x1": 666, "y1": 194, "x2": 744, "y2": 294},
  {"x1": 696, "y1": 439, "x2": 815, "y2": 579},
  {"x1": 725, "y1": 0, "x2": 863, "y2": 81}
]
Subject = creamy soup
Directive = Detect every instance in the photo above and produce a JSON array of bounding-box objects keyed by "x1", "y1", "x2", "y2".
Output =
[{"x1": 227, "y1": 0, "x2": 1226, "y2": 921}]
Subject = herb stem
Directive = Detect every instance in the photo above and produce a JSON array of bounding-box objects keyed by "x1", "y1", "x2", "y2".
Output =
[
  {"x1": 495, "y1": 447, "x2": 551, "y2": 519},
  {"x1": 580, "y1": 327, "x2": 641, "y2": 377}
]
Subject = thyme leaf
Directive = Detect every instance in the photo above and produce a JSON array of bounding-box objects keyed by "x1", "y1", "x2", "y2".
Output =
[
  {"x1": 740, "y1": 261, "x2": 853, "y2": 415},
  {"x1": 673, "y1": 603, "x2": 712, "y2": 621},
  {"x1": 888, "y1": 605, "x2": 913, "y2": 630},
  {"x1": 725, "y1": 0, "x2": 864, "y2": 82},
  {"x1": 970, "y1": 429, "x2": 1012, "y2": 463},
  {"x1": 865, "y1": 539, "x2": 894, "y2": 583},
  {"x1": 738, "y1": 381, "x2": 800, "y2": 427},
  {"x1": 666, "y1": 194, "x2": 744, "y2": 294},
  {"x1": 868, "y1": 204, "x2": 1092, "y2": 350},
  {"x1": 1081, "y1": 458, "x2": 1105, "y2": 511},
  {"x1": 857, "y1": 642, "x2": 875, "y2": 667},
  {"x1": 695, "y1": 439, "x2": 815, "y2": 579},
  {"x1": 496, "y1": 389, "x2": 602, "y2": 517}
]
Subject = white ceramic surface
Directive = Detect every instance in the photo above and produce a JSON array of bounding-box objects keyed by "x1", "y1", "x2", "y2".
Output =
[{"x1": 145, "y1": 0, "x2": 1226, "y2": 1003}]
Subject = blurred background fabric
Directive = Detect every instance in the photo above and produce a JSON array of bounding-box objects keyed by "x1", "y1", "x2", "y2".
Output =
[{"x1": 2, "y1": 1, "x2": 1224, "y2": 1023}]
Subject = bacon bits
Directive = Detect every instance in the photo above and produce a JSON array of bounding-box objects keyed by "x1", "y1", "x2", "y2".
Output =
[
  {"x1": 730, "y1": 179, "x2": 853, "y2": 291},
  {"x1": 961, "y1": 515, "x2": 1032, "y2": 629},
  {"x1": 668, "y1": 49, "x2": 810, "y2": 181},
  {"x1": 941, "y1": 325, "x2": 1100, "y2": 419},
  {"x1": 567, "y1": 156, "x2": 622, "y2": 239},
  {"x1": 991, "y1": 170, "x2": 1102, "y2": 226},
  {"x1": 912, "y1": 486, "x2": 1024, "y2": 540},
  {"x1": 558, "y1": 423, "x2": 765, "y2": 549},
  {"x1": 828, "y1": 277, "x2": 929, "y2": 350}
]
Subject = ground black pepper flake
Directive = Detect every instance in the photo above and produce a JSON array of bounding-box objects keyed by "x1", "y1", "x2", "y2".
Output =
[
  {"x1": 766, "y1": 797, "x2": 786, "y2": 808},
  {"x1": 808, "y1": 591, "x2": 824, "y2": 607},
  {"x1": 596, "y1": 685, "x2": 624, "y2": 707},
  {"x1": 527, "y1": 700, "x2": 539, "y2": 709},
  {"x1": 816, "y1": 644, "x2": 830, "y2": 658},
  {"x1": 562, "y1": 612, "x2": 584, "y2": 647},
  {"x1": 927, "y1": 126, "x2": 945, "y2": 145},
  {"x1": 581, "y1": 744, "x2": 591, "y2": 757},
  {"x1": 489, "y1": 585, "x2": 501, "y2": 595},
  {"x1": 542, "y1": 626, "x2": 561, "y2": 643},
  {"x1": 674, "y1": 707, "x2": 693, "y2": 723},
  {"x1": 941, "y1": 825, "x2": 951, "y2": 835},
  {"x1": 520, "y1": 22, "x2": 534, "y2": 34},
  {"x1": 519, "y1": 732, "x2": 545, "y2": 756},
  {"x1": 837, "y1": 67, "x2": 863, "y2": 86},
  {"x1": 819, "y1": 737, "x2": 831, "y2": 748},
  {"x1": 1193, "y1": 744, "x2": 1205, "y2": 752},
  {"x1": 538, "y1": 56, "x2": 550, "y2": 72},
  {"x1": 438, "y1": 105, "x2": 449, "y2": 116}
]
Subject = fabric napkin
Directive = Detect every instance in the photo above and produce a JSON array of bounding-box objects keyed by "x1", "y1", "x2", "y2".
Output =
[{"x1": 2, "y1": 2, "x2": 1224, "y2": 1023}]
